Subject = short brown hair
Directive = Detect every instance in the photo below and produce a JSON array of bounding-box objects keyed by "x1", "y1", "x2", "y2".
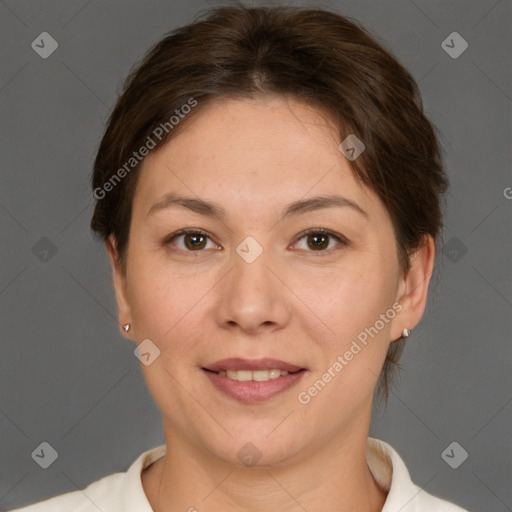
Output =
[{"x1": 90, "y1": 5, "x2": 448, "y2": 403}]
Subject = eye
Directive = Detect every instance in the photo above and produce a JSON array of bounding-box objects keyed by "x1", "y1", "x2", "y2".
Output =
[
  {"x1": 164, "y1": 229, "x2": 219, "y2": 252},
  {"x1": 292, "y1": 228, "x2": 347, "y2": 253},
  {"x1": 163, "y1": 228, "x2": 347, "y2": 254}
]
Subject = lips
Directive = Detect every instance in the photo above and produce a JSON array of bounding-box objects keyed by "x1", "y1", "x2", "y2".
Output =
[
  {"x1": 203, "y1": 365, "x2": 307, "y2": 403},
  {"x1": 203, "y1": 357, "x2": 305, "y2": 373}
]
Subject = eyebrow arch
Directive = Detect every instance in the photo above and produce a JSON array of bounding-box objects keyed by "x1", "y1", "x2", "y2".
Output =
[{"x1": 147, "y1": 193, "x2": 368, "y2": 220}]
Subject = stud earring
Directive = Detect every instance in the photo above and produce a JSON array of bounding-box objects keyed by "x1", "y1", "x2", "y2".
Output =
[
  {"x1": 123, "y1": 324, "x2": 131, "y2": 332},
  {"x1": 402, "y1": 328, "x2": 411, "y2": 338}
]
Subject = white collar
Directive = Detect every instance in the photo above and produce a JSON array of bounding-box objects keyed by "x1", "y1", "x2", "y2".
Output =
[{"x1": 117, "y1": 437, "x2": 465, "y2": 511}]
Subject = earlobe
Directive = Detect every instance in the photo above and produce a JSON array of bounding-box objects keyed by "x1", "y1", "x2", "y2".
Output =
[
  {"x1": 392, "y1": 235, "x2": 436, "y2": 342},
  {"x1": 106, "y1": 235, "x2": 133, "y2": 339}
]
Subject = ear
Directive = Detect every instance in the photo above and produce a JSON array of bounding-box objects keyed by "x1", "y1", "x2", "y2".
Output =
[
  {"x1": 391, "y1": 234, "x2": 436, "y2": 342},
  {"x1": 106, "y1": 235, "x2": 134, "y2": 340}
]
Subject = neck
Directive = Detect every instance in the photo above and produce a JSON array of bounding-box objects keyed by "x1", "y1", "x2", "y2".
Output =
[{"x1": 142, "y1": 424, "x2": 388, "y2": 512}]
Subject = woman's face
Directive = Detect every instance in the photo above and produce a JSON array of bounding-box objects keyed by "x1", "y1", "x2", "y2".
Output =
[{"x1": 110, "y1": 96, "x2": 425, "y2": 466}]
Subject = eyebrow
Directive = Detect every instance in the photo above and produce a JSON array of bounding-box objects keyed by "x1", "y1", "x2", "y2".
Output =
[{"x1": 147, "y1": 193, "x2": 368, "y2": 221}]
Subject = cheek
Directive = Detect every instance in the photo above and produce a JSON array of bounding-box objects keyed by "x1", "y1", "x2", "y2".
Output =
[
  {"x1": 291, "y1": 258, "x2": 395, "y2": 343},
  {"x1": 127, "y1": 254, "x2": 216, "y2": 345},
  {"x1": 296, "y1": 264, "x2": 396, "y2": 396}
]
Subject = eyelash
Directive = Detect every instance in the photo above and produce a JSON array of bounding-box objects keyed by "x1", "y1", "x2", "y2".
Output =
[{"x1": 163, "y1": 228, "x2": 348, "y2": 255}]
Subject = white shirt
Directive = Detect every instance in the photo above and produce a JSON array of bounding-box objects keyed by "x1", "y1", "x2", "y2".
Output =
[{"x1": 10, "y1": 438, "x2": 469, "y2": 511}]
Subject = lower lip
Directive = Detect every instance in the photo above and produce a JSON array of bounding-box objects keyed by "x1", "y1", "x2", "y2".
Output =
[{"x1": 202, "y1": 369, "x2": 307, "y2": 403}]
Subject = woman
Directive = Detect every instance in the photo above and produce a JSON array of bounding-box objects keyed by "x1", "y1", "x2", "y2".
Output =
[{"x1": 12, "y1": 5, "x2": 470, "y2": 511}]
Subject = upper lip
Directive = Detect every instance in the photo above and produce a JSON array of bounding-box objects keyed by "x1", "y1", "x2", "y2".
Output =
[{"x1": 203, "y1": 358, "x2": 305, "y2": 373}]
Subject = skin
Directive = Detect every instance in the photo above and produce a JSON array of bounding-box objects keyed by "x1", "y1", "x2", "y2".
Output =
[{"x1": 106, "y1": 96, "x2": 435, "y2": 512}]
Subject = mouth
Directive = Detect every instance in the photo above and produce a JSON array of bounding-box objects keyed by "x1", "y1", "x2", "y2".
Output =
[
  {"x1": 201, "y1": 357, "x2": 308, "y2": 402},
  {"x1": 202, "y1": 367, "x2": 306, "y2": 382},
  {"x1": 202, "y1": 357, "x2": 306, "y2": 380}
]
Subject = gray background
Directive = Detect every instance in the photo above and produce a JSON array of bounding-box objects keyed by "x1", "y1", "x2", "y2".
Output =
[{"x1": 0, "y1": 0, "x2": 510, "y2": 510}]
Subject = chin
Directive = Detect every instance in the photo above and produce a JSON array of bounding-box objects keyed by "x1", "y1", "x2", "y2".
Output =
[{"x1": 203, "y1": 426, "x2": 307, "y2": 469}]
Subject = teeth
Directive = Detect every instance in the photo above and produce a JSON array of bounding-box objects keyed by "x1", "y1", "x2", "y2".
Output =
[{"x1": 219, "y1": 369, "x2": 289, "y2": 381}]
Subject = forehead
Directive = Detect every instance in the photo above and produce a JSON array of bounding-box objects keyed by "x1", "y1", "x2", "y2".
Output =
[{"x1": 133, "y1": 96, "x2": 381, "y2": 220}]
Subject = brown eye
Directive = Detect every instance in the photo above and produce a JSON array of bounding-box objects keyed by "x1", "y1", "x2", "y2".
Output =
[
  {"x1": 183, "y1": 233, "x2": 207, "y2": 250},
  {"x1": 294, "y1": 229, "x2": 347, "y2": 253},
  {"x1": 165, "y1": 229, "x2": 217, "y2": 252},
  {"x1": 307, "y1": 233, "x2": 329, "y2": 250}
]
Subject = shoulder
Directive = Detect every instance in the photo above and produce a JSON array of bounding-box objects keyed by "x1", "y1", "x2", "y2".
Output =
[
  {"x1": 8, "y1": 472, "x2": 125, "y2": 511},
  {"x1": 367, "y1": 438, "x2": 471, "y2": 512},
  {"x1": 8, "y1": 445, "x2": 166, "y2": 512}
]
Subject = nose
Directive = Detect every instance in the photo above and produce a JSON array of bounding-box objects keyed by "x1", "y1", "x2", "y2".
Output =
[{"x1": 215, "y1": 248, "x2": 291, "y2": 335}]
